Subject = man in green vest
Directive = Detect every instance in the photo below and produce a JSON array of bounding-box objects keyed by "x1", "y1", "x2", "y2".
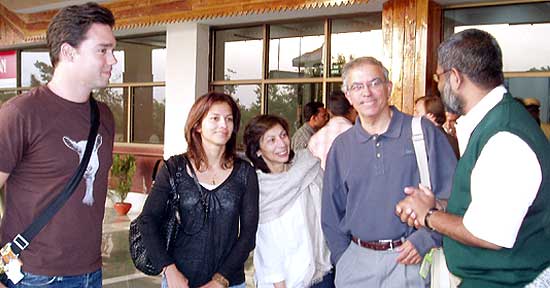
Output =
[{"x1": 395, "y1": 28, "x2": 550, "y2": 287}]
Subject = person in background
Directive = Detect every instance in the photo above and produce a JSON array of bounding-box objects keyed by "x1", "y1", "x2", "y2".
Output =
[
  {"x1": 244, "y1": 115, "x2": 333, "y2": 288},
  {"x1": 140, "y1": 92, "x2": 259, "y2": 288},
  {"x1": 291, "y1": 101, "x2": 329, "y2": 150},
  {"x1": 443, "y1": 111, "x2": 459, "y2": 137},
  {"x1": 523, "y1": 97, "x2": 550, "y2": 140},
  {"x1": 0, "y1": 3, "x2": 116, "y2": 287},
  {"x1": 396, "y1": 28, "x2": 550, "y2": 288},
  {"x1": 322, "y1": 56, "x2": 456, "y2": 288},
  {"x1": 308, "y1": 91, "x2": 357, "y2": 169},
  {"x1": 414, "y1": 96, "x2": 459, "y2": 158}
]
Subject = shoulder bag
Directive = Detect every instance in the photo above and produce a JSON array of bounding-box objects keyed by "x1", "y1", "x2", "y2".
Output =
[
  {"x1": 129, "y1": 156, "x2": 183, "y2": 275},
  {"x1": 412, "y1": 116, "x2": 456, "y2": 288}
]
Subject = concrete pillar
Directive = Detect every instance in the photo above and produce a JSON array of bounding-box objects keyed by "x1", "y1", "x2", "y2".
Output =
[{"x1": 163, "y1": 22, "x2": 210, "y2": 159}]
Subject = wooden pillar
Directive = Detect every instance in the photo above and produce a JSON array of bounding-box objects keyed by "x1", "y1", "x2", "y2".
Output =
[{"x1": 382, "y1": 0, "x2": 442, "y2": 114}]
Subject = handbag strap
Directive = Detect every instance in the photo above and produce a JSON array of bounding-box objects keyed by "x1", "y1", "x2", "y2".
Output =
[
  {"x1": 10, "y1": 97, "x2": 100, "y2": 255},
  {"x1": 182, "y1": 155, "x2": 209, "y2": 216},
  {"x1": 412, "y1": 116, "x2": 431, "y2": 188},
  {"x1": 183, "y1": 155, "x2": 203, "y2": 195},
  {"x1": 163, "y1": 158, "x2": 178, "y2": 202}
]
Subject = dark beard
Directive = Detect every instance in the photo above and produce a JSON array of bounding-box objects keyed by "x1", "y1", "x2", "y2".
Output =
[{"x1": 442, "y1": 78, "x2": 464, "y2": 115}]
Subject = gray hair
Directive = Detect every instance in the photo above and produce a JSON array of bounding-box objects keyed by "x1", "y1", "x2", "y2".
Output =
[
  {"x1": 341, "y1": 56, "x2": 389, "y2": 93},
  {"x1": 438, "y1": 29, "x2": 504, "y2": 89}
]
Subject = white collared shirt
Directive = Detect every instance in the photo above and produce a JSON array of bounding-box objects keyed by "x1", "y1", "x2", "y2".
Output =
[{"x1": 456, "y1": 85, "x2": 542, "y2": 248}]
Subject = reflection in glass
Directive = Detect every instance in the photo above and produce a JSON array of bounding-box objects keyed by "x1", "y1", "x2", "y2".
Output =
[
  {"x1": 269, "y1": 21, "x2": 324, "y2": 78},
  {"x1": 267, "y1": 83, "x2": 322, "y2": 135},
  {"x1": 133, "y1": 87, "x2": 165, "y2": 144},
  {"x1": 214, "y1": 27, "x2": 263, "y2": 81},
  {"x1": 214, "y1": 84, "x2": 261, "y2": 149},
  {"x1": 0, "y1": 90, "x2": 19, "y2": 105},
  {"x1": 153, "y1": 48, "x2": 166, "y2": 81},
  {"x1": 443, "y1": 3, "x2": 550, "y2": 72},
  {"x1": 505, "y1": 77, "x2": 550, "y2": 123},
  {"x1": 331, "y1": 14, "x2": 383, "y2": 76},
  {"x1": 21, "y1": 50, "x2": 51, "y2": 87},
  {"x1": 93, "y1": 88, "x2": 126, "y2": 142},
  {"x1": 328, "y1": 82, "x2": 344, "y2": 96}
]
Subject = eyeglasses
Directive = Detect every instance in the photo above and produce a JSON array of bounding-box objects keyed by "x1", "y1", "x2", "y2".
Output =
[
  {"x1": 348, "y1": 78, "x2": 386, "y2": 93},
  {"x1": 433, "y1": 70, "x2": 451, "y2": 83}
]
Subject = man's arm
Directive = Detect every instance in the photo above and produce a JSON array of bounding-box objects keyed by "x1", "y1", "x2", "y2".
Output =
[
  {"x1": 396, "y1": 185, "x2": 501, "y2": 250},
  {"x1": 321, "y1": 143, "x2": 350, "y2": 264},
  {"x1": 425, "y1": 209, "x2": 501, "y2": 250},
  {"x1": 0, "y1": 171, "x2": 8, "y2": 189}
]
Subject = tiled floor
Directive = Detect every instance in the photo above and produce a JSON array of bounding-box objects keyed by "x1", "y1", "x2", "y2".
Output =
[{"x1": 101, "y1": 195, "x2": 255, "y2": 287}]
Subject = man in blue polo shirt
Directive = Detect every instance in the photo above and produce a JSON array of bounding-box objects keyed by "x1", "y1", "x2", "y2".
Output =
[{"x1": 321, "y1": 56, "x2": 457, "y2": 287}]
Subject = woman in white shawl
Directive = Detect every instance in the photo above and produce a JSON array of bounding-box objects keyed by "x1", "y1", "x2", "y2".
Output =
[{"x1": 244, "y1": 115, "x2": 333, "y2": 288}]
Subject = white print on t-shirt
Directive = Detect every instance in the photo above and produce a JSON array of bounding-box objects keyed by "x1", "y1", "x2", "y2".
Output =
[{"x1": 62, "y1": 135, "x2": 103, "y2": 206}]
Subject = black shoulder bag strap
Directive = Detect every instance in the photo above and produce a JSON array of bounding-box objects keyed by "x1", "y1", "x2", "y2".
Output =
[{"x1": 9, "y1": 97, "x2": 100, "y2": 255}]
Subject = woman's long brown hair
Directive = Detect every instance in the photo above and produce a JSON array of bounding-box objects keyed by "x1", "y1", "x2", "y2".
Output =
[{"x1": 184, "y1": 91, "x2": 241, "y2": 171}]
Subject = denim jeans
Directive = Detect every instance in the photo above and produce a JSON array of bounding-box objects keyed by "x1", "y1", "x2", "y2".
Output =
[
  {"x1": 7, "y1": 268, "x2": 102, "y2": 288},
  {"x1": 161, "y1": 277, "x2": 246, "y2": 288}
]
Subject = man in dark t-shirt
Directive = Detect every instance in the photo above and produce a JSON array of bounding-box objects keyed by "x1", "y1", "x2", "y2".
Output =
[{"x1": 0, "y1": 3, "x2": 117, "y2": 287}]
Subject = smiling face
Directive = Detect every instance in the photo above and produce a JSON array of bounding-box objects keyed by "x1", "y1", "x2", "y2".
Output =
[
  {"x1": 198, "y1": 102, "x2": 234, "y2": 147},
  {"x1": 258, "y1": 124, "x2": 291, "y2": 172},
  {"x1": 344, "y1": 63, "x2": 392, "y2": 123},
  {"x1": 71, "y1": 23, "x2": 117, "y2": 89}
]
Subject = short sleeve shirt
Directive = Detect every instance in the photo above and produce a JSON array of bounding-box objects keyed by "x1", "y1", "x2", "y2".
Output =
[{"x1": 0, "y1": 86, "x2": 115, "y2": 276}]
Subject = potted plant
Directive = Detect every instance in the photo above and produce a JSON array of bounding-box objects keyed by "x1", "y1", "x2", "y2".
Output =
[{"x1": 110, "y1": 154, "x2": 136, "y2": 215}]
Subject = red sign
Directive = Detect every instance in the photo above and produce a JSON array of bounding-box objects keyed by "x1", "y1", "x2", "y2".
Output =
[{"x1": 0, "y1": 50, "x2": 16, "y2": 79}]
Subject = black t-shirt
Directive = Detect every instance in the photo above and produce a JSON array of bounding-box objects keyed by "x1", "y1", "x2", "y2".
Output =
[{"x1": 140, "y1": 155, "x2": 259, "y2": 287}]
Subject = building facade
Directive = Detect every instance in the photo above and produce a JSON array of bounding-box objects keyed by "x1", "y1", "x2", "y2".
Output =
[{"x1": 1, "y1": 0, "x2": 549, "y2": 191}]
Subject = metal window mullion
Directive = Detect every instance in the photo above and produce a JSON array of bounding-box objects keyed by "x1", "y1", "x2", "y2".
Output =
[
  {"x1": 126, "y1": 87, "x2": 133, "y2": 143},
  {"x1": 262, "y1": 24, "x2": 269, "y2": 114},
  {"x1": 323, "y1": 18, "x2": 331, "y2": 105}
]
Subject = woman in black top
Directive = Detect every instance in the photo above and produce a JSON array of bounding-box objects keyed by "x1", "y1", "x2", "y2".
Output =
[{"x1": 140, "y1": 92, "x2": 259, "y2": 288}]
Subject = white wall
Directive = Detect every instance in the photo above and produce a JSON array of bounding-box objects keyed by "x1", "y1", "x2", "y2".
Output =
[{"x1": 163, "y1": 22, "x2": 209, "y2": 159}]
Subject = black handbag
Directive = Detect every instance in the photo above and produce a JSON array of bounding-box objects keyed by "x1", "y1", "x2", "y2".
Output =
[{"x1": 129, "y1": 157, "x2": 182, "y2": 275}]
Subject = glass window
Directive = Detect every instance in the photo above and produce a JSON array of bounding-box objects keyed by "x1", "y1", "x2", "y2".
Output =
[
  {"x1": 20, "y1": 49, "x2": 124, "y2": 86},
  {"x1": 444, "y1": 3, "x2": 550, "y2": 72},
  {"x1": 21, "y1": 49, "x2": 51, "y2": 87},
  {"x1": 93, "y1": 87, "x2": 126, "y2": 142},
  {"x1": 330, "y1": 14, "x2": 383, "y2": 76},
  {"x1": 214, "y1": 84, "x2": 261, "y2": 149},
  {"x1": 133, "y1": 86, "x2": 165, "y2": 144},
  {"x1": 267, "y1": 83, "x2": 322, "y2": 134},
  {"x1": 505, "y1": 77, "x2": 550, "y2": 123},
  {"x1": 214, "y1": 27, "x2": 263, "y2": 81},
  {"x1": 0, "y1": 90, "x2": 18, "y2": 105},
  {"x1": 153, "y1": 48, "x2": 166, "y2": 82},
  {"x1": 269, "y1": 21, "x2": 325, "y2": 78}
]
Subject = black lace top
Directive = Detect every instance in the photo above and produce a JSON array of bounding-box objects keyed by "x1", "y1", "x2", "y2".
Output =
[{"x1": 140, "y1": 154, "x2": 259, "y2": 287}]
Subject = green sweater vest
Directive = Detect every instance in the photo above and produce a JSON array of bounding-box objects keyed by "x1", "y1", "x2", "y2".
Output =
[{"x1": 444, "y1": 94, "x2": 550, "y2": 288}]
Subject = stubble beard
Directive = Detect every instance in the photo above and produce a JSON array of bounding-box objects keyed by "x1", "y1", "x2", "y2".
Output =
[{"x1": 442, "y1": 78, "x2": 464, "y2": 116}]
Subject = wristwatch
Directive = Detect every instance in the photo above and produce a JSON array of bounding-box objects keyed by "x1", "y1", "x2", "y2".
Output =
[{"x1": 424, "y1": 207, "x2": 438, "y2": 231}]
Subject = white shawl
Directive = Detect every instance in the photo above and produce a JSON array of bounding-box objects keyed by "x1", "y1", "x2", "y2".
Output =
[{"x1": 257, "y1": 149, "x2": 332, "y2": 286}]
